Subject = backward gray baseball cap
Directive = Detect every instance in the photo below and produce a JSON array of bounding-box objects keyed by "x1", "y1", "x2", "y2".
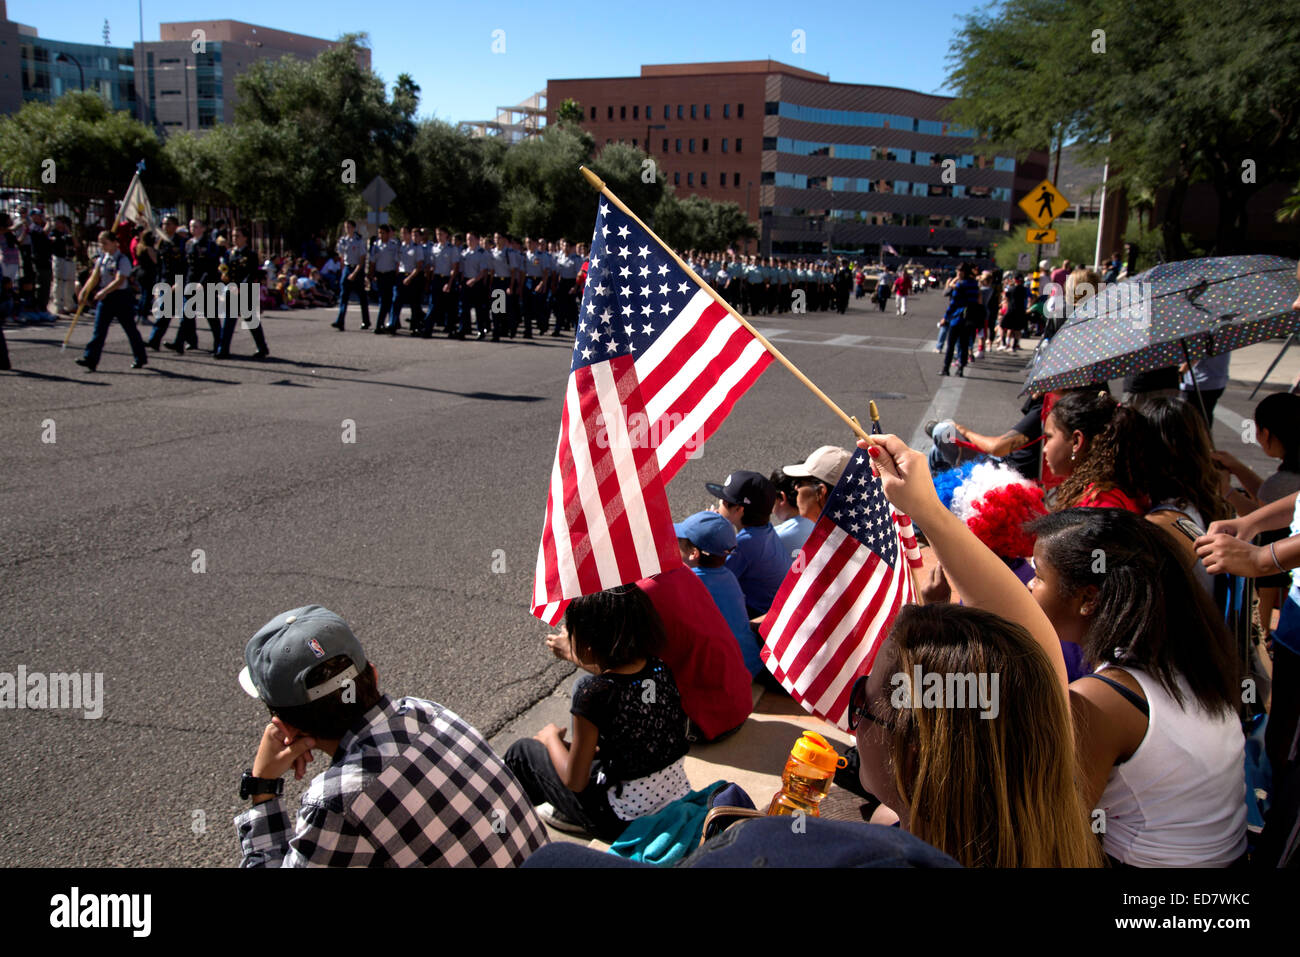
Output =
[{"x1": 238, "y1": 605, "x2": 367, "y2": 709}]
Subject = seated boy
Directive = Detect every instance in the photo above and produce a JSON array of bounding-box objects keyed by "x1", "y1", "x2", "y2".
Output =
[{"x1": 675, "y1": 511, "x2": 764, "y2": 678}]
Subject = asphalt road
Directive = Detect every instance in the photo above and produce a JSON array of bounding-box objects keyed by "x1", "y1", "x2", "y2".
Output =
[{"x1": 0, "y1": 286, "x2": 1276, "y2": 866}]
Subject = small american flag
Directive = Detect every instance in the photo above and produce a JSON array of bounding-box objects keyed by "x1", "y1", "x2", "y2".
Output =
[
  {"x1": 532, "y1": 199, "x2": 774, "y2": 624},
  {"x1": 759, "y1": 449, "x2": 923, "y2": 729}
]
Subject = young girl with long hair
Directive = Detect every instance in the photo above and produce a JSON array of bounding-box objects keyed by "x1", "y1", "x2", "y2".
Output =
[{"x1": 851, "y1": 434, "x2": 1100, "y2": 867}]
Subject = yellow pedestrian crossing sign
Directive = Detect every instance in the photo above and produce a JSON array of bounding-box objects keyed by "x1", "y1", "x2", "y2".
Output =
[
  {"x1": 1018, "y1": 180, "x2": 1070, "y2": 228},
  {"x1": 1027, "y1": 227, "x2": 1058, "y2": 245}
]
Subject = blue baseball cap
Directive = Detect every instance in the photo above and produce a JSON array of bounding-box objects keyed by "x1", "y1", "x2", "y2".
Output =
[{"x1": 673, "y1": 511, "x2": 737, "y2": 556}]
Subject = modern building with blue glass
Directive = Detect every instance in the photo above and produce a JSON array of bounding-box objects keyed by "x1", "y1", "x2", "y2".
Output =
[{"x1": 549, "y1": 60, "x2": 1049, "y2": 262}]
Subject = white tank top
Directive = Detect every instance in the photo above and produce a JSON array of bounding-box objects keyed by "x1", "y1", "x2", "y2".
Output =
[{"x1": 1096, "y1": 666, "x2": 1246, "y2": 866}]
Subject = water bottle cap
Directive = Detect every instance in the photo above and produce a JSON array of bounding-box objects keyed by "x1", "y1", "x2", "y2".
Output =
[{"x1": 790, "y1": 731, "x2": 847, "y2": 773}]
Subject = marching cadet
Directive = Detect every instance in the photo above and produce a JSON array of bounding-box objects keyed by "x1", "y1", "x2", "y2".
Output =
[
  {"x1": 522, "y1": 236, "x2": 548, "y2": 339},
  {"x1": 215, "y1": 225, "x2": 269, "y2": 360},
  {"x1": 507, "y1": 235, "x2": 526, "y2": 338},
  {"x1": 331, "y1": 220, "x2": 369, "y2": 331},
  {"x1": 743, "y1": 254, "x2": 762, "y2": 317},
  {"x1": 149, "y1": 215, "x2": 188, "y2": 348},
  {"x1": 550, "y1": 239, "x2": 580, "y2": 337},
  {"x1": 429, "y1": 227, "x2": 461, "y2": 337},
  {"x1": 488, "y1": 232, "x2": 514, "y2": 341},
  {"x1": 74, "y1": 230, "x2": 149, "y2": 372},
  {"x1": 370, "y1": 222, "x2": 401, "y2": 334},
  {"x1": 395, "y1": 225, "x2": 428, "y2": 336},
  {"x1": 458, "y1": 232, "x2": 494, "y2": 340},
  {"x1": 167, "y1": 218, "x2": 222, "y2": 354}
]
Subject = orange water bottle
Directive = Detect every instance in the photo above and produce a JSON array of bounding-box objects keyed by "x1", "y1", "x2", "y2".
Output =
[{"x1": 766, "y1": 731, "x2": 847, "y2": 817}]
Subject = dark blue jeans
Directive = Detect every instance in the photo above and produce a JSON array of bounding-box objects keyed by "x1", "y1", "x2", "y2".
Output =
[
  {"x1": 83, "y1": 291, "x2": 147, "y2": 367},
  {"x1": 335, "y1": 268, "x2": 370, "y2": 328},
  {"x1": 943, "y1": 320, "x2": 972, "y2": 370}
]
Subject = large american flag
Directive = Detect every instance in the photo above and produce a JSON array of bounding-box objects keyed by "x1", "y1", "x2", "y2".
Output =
[
  {"x1": 531, "y1": 199, "x2": 774, "y2": 624},
  {"x1": 759, "y1": 449, "x2": 923, "y2": 729}
]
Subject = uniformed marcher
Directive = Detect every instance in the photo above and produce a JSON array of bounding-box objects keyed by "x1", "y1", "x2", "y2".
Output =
[
  {"x1": 146, "y1": 216, "x2": 186, "y2": 349},
  {"x1": 369, "y1": 223, "x2": 401, "y2": 334},
  {"x1": 488, "y1": 232, "x2": 513, "y2": 342},
  {"x1": 429, "y1": 227, "x2": 461, "y2": 337},
  {"x1": 458, "y1": 232, "x2": 494, "y2": 340},
  {"x1": 394, "y1": 225, "x2": 428, "y2": 336},
  {"x1": 167, "y1": 218, "x2": 222, "y2": 354},
  {"x1": 551, "y1": 239, "x2": 580, "y2": 337},
  {"x1": 74, "y1": 230, "x2": 149, "y2": 372},
  {"x1": 522, "y1": 237, "x2": 551, "y2": 339},
  {"x1": 331, "y1": 220, "x2": 369, "y2": 331},
  {"x1": 216, "y1": 225, "x2": 269, "y2": 360},
  {"x1": 506, "y1": 235, "x2": 526, "y2": 338}
]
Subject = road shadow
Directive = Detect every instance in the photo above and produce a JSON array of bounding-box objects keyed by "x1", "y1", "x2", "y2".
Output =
[
  {"x1": 146, "y1": 367, "x2": 242, "y2": 385},
  {"x1": 3, "y1": 368, "x2": 110, "y2": 385}
]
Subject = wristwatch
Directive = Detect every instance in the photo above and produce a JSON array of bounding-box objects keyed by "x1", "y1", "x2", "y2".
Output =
[{"x1": 240, "y1": 770, "x2": 284, "y2": 800}]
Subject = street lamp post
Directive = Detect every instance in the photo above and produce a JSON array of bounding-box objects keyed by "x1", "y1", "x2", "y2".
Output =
[{"x1": 55, "y1": 52, "x2": 85, "y2": 92}]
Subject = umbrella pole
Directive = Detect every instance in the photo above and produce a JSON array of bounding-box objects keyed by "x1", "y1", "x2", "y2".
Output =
[
  {"x1": 1179, "y1": 339, "x2": 1210, "y2": 425},
  {"x1": 1248, "y1": 333, "x2": 1295, "y2": 401}
]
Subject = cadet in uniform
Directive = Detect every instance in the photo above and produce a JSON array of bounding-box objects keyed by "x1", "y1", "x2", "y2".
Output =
[
  {"x1": 395, "y1": 225, "x2": 428, "y2": 336},
  {"x1": 74, "y1": 230, "x2": 149, "y2": 372},
  {"x1": 488, "y1": 232, "x2": 513, "y2": 342},
  {"x1": 522, "y1": 237, "x2": 548, "y2": 339},
  {"x1": 506, "y1": 236, "x2": 526, "y2": 338},
  {"x1": 551, "y1": 239, "x2": 580, "y2": 337},
  {"x1": 146, "y1": 216, "x2": 185, "y2": 349},
  {"x1": 458, "y1": 232, "x2": 493, "y2": 340},
  {"x1": 168, "y1": 218, "x2": 222, "y2": 354},
  {"x1": 331, "y1": 220, "x2": 369, "y2": 331},
  {"x1": 216, "y1": 225, "x2": 269, "y2": 360},
  {"x1": 429, "y1": 227, "x2": 461, "y2": 336},
  {"x1": 370, "y1": 223, "x2": 401, "y2": 334}
]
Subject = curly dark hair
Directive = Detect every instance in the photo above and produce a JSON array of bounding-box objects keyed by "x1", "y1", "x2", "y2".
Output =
[{"x1": 1050, "y1": 391, "x2": 1149, "y2": 510}]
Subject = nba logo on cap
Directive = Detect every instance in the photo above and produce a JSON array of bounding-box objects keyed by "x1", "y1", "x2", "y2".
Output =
[{"x1": 307, "y1": 637, "x2": 325, "y2": 658}]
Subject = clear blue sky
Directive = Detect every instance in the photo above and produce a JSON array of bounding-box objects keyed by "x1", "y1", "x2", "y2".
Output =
[{"x1": 13, "y1": 0, "x2": 981, "y2": 123}]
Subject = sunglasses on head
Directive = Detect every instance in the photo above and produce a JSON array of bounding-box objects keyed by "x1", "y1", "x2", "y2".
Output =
[{"x1": 847, "y1": 673, "x2": 893, "y2": 732}]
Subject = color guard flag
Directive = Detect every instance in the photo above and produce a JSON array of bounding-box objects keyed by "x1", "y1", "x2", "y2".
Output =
[
  {"x1": 532, "y1": 198, "x2": 774, "y2": 624},
  {"x1": 759, "y1": 449, "x2": 923, "y2": 729},
  {"x1": 119, "y1": 172, "x2": 156, "y2": 235}
]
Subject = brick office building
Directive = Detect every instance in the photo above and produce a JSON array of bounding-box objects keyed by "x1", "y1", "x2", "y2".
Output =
[{"x1": 547, "y1": 60, "x2": 1048, "y2": 263}]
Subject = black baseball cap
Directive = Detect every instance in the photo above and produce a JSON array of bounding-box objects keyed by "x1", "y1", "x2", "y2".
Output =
[{"x1": 705, "y1": 470, "x2": 777, "y2": 512}]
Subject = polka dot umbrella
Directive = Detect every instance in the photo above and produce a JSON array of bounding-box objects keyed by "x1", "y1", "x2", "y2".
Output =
[{"x1": 1022, "y1": 255, "x2": 1300, "y2": 398}]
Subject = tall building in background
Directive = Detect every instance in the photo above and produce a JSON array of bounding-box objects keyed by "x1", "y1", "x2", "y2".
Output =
[
  {"x1": 0, "y1": 1, "x2": 136, "y2": 115},
  {"x1": 134, "y1": 21, "x2": 370, "y2": 134},
  {"x1": 548, "y1": 60, "x2": 1048, "y2": 260}
]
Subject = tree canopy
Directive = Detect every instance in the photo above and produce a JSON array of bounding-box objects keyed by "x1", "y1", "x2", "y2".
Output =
[{"x1": 945, "y1": 0, "x2": 1300, "y2": 256}]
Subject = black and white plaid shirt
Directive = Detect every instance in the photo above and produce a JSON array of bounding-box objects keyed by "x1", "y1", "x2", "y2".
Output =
[{"x1": 235, "y1": 695, "x2": 548, "y2": 867}]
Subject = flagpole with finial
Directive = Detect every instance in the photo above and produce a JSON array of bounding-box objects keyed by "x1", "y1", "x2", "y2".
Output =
[{"x1": 578, "y1": 166, "x2": 898, "y2": 476}]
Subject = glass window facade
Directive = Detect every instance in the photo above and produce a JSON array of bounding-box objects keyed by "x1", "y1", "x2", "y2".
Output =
[{"x1": 773, "y1": 101, "x2": 975, "y2": 137}]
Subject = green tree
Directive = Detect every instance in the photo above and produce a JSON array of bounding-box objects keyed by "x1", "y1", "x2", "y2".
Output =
[
  {"x1": 0, "y1": 91, "x2": 170, "y2": 238},
  {"x1": 946, "y1": 0, "x2": 1300, "y2": 258},
  {"x1": 221, "y1": 34, "x2": 405, "y2": 244},
  {"x1": 653, "y1": 192, "x2": 757, "y2": 252},
  {"x1": 386, "y1": 119, "x2": 503, "y2": 234},
  {"x1": 556, "y1": 98, "x2": 585, "y2": 126},
  {"x1": 590, "y1": 142, "x2": 664, "y2": 223},
  {"x1": 499, "y1": 123, "x2": 596, "y2": 239},
  {"x1": 0, "y1": 90, "x2": 168, "y2": 186}
]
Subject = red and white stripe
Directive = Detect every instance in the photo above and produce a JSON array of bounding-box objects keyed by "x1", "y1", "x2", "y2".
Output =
[
  {"x1": 635, "y1": 288, "x2": 773, "y2": 482},
  {"x1": 759, "y1": 510, "x2": 921, "y2": 730},
  {"x1": 531, "y1": 355, "x2": 681, "y2": 625}
]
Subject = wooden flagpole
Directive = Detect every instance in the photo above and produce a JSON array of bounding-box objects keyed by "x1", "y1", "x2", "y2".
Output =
[{"x1": 578, "y1": 166, "x2": 898, "y2": 475}]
